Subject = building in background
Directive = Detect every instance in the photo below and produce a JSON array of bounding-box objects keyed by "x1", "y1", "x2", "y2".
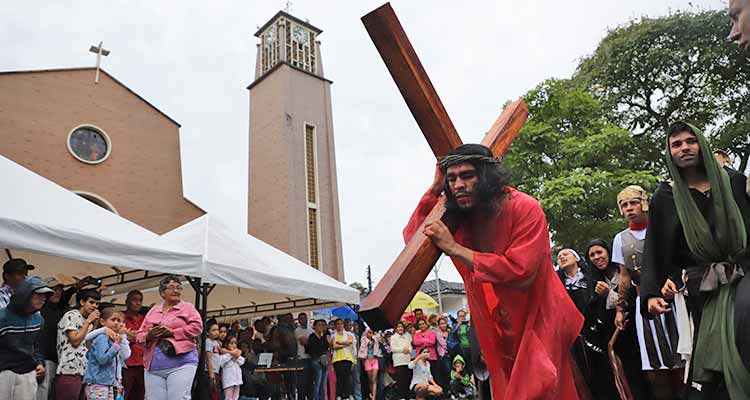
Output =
[
  {"x1": 247, "y1": 10, "x2": 345, "y2": 282},
  {"x1": 421, "y1": 278, "x2": 468, "y2": 315},
  {"x1": 0, "y1": 67, "x2": 204, "y2": 233}
]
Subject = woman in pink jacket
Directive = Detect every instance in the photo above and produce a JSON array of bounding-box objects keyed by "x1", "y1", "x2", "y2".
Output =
[
  {"x1": 136, "y1": 275, "x2": 203, "y2": 400},
  {"x1": 412, "y1": 318, "x2": 438, "y2": 384},
  {"x1": 358, "y1": 328, "x2": 382, "y2": 400}
]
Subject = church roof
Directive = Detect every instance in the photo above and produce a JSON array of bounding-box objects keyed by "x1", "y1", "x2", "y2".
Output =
[
  {"x1": 0, "y1": 67, "x2": 181, "y2": 127},
  {"x1": 420, "y1": 278, "x2": 465, "y2": 296},
  {"x1": 254, "y1": 10, "x2": 323, "y2": 37}
]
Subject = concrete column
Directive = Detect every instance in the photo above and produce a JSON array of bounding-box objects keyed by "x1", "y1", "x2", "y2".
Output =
[
  {"x1": 254, "y1": 43, "x2": 262, "y2": 79},
  {"x1": 279, "y1": 22, "x2": 287, "y2": 62},
  {"x1": 314, "y1": 41, "x2": 324, "y2": 78}
]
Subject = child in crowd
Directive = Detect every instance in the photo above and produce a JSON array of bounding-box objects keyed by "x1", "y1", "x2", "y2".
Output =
[
  {"x1": 82, "y1": 306, "x2": 131, "y2": 400},
  {"x1": 449, "y1": 355, "x2": 474, "y2": 398},
  {"x1": 358, "y1": 328, "x2": 381, "y2": 400},
  {"x1": 206, "y1": 321, "x2": 223, "y2": 400},
  {"x1": 220, "y1": 336, "x2": 246, "y2": 400},
  {"x1": 409, "y1": 348, "x2": 442, "y2": 400}
]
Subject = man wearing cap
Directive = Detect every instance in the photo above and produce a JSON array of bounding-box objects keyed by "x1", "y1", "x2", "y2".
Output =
[
  {"x1": 0, "y1": 275, "x2": 54, "y2": 399},
  {"x1": 713, "y1": 149, "x2": 733, "y2": 170},
  {"x1": 0, "y1": 258, "x2": 35, "y2": 309},
  {"x1": 612, "y1": 185, "x2": 686, "y2": 399}
]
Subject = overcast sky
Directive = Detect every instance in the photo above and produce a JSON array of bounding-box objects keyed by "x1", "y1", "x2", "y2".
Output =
[{"x1": 2, "y1": 0, "x2": 727, "y2": 286}]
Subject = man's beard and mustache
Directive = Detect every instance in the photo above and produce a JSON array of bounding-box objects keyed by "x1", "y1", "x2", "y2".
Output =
[
  {"x1": 673, "y1": 150, "x2": 704, "y2": 169},
  {"x1": 453, "y1": 189, "x2": 475, "y2": 210}
]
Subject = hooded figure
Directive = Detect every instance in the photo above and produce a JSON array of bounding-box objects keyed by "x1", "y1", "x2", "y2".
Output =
[
  {"x1": 0, "y1": 276, "x2": 53, "y2": 399},
  {"x1": 641, "y1": 122, "x2": 750, "y2": 399}
]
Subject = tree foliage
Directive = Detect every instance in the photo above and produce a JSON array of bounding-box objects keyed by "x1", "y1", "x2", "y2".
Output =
[
  {"x1": 576, "y1": 10, "x2": 750, "y2": 171},
  {"x1": 348, "y1": 282, "x2": 368, "y2": 296},
  {"x1": 505, "y1": 79, "x2": 660, "y2": 251},
  {"x1": 505, "y1": 10, "x2": 750, "y2": 253}
]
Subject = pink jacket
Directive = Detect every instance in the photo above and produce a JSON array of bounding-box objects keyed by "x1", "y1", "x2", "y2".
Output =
[
  {"x1": 358, "y1": 333, "x2": 382, "y2": 359},
  {"x1": 412, "y1": 329, "x2": 437, "y2": 361},
  {"x1": 136, "y1": 301, "x2": 203, "y2": 370}
]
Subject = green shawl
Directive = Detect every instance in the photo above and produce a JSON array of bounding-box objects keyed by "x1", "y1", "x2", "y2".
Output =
[
  {"x1": 666, "y1": 122, "x2": 750, "y2": 398},
  {"x1": 665, "y1": 123, "x2": 746, "y2": 262}
]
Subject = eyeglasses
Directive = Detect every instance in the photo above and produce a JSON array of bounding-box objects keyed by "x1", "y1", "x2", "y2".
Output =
[{"x1": 164, "y1": 285, "x2": 182, "y2": 291}]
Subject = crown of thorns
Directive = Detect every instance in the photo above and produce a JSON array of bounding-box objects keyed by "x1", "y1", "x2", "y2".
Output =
[{"x1": 438, "y1": 154, "x2": 502, "y2": 170}]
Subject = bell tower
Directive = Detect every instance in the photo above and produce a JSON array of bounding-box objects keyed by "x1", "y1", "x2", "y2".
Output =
[{"x1": 247, "y1": 10, "x2": 344, "y2": 282}]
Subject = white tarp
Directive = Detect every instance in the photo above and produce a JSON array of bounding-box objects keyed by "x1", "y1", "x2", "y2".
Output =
[
  {"x1": 0, "y1": 154, "x2": 359, "y2": 315},
  {"x1": 0, "y1": 155, "x2": 203, "y2": 278},
  {"x1": 160, "y1": 215, "x2": 360, "y2": 310}
]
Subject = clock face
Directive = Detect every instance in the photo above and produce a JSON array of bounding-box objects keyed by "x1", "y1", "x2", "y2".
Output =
[{"x1": 292, "y1": 25, "x2": 309, "y2": 45}]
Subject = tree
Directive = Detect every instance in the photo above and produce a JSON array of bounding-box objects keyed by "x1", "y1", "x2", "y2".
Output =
[
  {"x1": 504, "y1": 79, "x2": 660, "y2": 252},
  {"x1": 348, "y1": 282, "x2": 368, "y2": 296},
  {"x1": 576, "y1": 10, "x2": 750, "y2": 171}
]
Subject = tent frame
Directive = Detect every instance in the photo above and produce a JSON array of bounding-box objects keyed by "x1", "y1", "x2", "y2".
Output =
[
  {"x1": 186, "y1": 277, "x2": 214, "y2": 374},
  {"x1": 206, "y1": 298, "x2": 340, "y2": 319}
]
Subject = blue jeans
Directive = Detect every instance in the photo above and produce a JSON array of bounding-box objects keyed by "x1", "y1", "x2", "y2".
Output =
[
  {"x1": 311, "y1": 359, "x2": 328, "y2": 400},
  {"x1": 351, "y1": 362, "x2": 362, "y2": 400}
]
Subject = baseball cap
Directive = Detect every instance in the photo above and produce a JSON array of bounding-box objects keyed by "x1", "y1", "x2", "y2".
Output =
[{"x1": 3, "y1": 258, "x2": 35, "y2": 274}]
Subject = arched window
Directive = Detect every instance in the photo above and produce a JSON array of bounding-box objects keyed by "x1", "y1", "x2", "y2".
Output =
[{"x1": 74, "y1": 191, "x2": 119, "y2": 214}]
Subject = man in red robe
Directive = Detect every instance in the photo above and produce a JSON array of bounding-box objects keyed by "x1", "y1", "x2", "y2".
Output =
[{"x1": 403, "y1": 144, "x2": 583, "y2": 400}]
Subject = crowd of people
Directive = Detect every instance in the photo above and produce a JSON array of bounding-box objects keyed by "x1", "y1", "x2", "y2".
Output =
[
  {"x1": 198, "y1": 307, "x2": 489, "y2": 400},
  {"x1": 0, "y1": 259, "x2": 491, "y2": 400}
]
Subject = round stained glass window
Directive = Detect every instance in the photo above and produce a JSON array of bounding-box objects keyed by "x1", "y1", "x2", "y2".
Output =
[{"x1": 68, "y1": 126, "x2": 110, "y2": 164}]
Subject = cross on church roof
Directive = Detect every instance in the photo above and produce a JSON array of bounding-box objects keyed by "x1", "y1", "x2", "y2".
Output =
[{"x1": 88, "y1": 41, "x2": 110, "y2": 84}]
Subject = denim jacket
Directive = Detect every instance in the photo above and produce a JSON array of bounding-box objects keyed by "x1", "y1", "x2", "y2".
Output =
[{"x1": 83, "y1": 334, "x2": 131, "y2": 387}]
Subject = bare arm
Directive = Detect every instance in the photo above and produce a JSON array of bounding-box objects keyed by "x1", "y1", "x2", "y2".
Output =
[
  {"x1": 206, "y1": 348, "x2": 215, "y2": 380},
  {"x1": 66, "y1": 311, "x2": 98, "y2": 348}
]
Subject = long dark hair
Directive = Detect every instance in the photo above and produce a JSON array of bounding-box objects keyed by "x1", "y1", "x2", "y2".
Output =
[{"x1": 442, "y1": 144, "x2": 512, "y2": 211}]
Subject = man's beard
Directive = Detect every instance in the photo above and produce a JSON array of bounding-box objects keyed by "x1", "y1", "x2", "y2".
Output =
[
  {"x1": 452, "y1": 191, "x2": 478, "y2": 213},
  {"x1": 672, "y1": 150, "x2": 703, "y2": 169}
]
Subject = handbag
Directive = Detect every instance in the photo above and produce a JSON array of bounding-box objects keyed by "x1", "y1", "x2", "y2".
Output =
[{"x1": 157, "y1": 339, "x2": 177, "y2": 356}]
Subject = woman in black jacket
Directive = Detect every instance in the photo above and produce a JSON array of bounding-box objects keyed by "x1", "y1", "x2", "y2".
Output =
[{"x1": 581, "y1": 239, "x2": 622, "y2": 399}]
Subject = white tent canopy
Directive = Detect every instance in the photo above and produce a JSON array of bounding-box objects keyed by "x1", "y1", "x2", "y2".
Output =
[
  {"x1": 0, "y1": 155, "x2": 203, "y2": 280},
  {"x1": 0, "y1": 154, "x2": 359, "y2": 317},
  {"x1": 156, "y1": 215, "x2": 360, "y2": 318}
]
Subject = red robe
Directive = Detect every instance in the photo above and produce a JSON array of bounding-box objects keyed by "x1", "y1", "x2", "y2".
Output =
[{"x1": 404, "y1": 188, "x2": 583, "y2": 400}]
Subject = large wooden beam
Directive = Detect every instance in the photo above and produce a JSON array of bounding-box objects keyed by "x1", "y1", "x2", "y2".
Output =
[
  {"x1": 362, "y1": 3, "x2": 462, "y2": 157},
  {"x1": 359, "y1": 100, "x2": 528, "y2": 330}
]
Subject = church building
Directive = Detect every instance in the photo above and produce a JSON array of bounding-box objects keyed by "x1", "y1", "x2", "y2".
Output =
[
  {"x1": 248, "y1": 11, "x2": 345, "y2": 281},
  {"x1": 0, "y1": 9, "x2": 345, "y2": 282}
]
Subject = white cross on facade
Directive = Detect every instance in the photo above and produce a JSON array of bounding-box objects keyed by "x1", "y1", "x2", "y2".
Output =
[{"x1": 88, "y1": 41, "x2": 110, "y2": 84}]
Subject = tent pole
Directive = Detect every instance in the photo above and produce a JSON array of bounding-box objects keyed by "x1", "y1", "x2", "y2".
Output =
[
  {"x1": 193, "y1": 281, "x2": 201, "y2": 309},
  {"x1": 201, "y1": 281, "x2": 209, "y2": 349},
  {"x1": 195, "y1": 278, "x2": 206, "y2": 373}
]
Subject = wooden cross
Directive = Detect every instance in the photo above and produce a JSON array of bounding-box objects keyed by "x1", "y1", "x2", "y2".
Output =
[
  {"x1": 89, "y1": 41, "x2": 110, "y2": 84},
  {"x1": 358, "y1": 3, "x2": 528, "y2": 330}
]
